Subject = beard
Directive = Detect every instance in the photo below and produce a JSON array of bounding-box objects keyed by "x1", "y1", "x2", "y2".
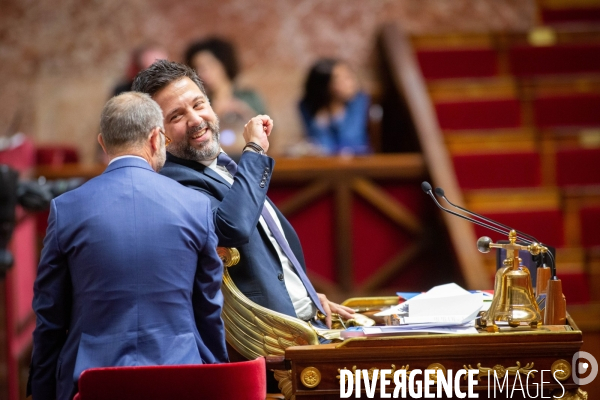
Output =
[{"x1": 168, "y1": 119, "x2": 221, "y2": 162}]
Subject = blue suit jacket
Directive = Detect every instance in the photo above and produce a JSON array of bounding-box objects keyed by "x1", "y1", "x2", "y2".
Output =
[
  {"x1": 160, "y1": 151, "x2": 306, "y2": 318},
  {"x1": 30, "y1": 158, "x2": 228, "y2": 400}
]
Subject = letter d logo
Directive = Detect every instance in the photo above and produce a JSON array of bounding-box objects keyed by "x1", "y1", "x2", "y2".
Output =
[{"x1": 572, "y1": 351, "x2": 598, "y2": 386}]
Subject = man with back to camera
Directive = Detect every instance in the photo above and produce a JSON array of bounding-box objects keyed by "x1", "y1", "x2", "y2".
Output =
[
  {"x1": 29, "y1": 92, "x2": 228, "y2": 400},
  {"x1": 132, "y1": 60, "x2": 354, "y2": 330}
]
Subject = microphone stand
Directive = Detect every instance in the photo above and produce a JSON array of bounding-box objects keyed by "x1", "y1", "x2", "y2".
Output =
[{"x1": 421, "y1": 181, "x2": 565, "y2": 327}]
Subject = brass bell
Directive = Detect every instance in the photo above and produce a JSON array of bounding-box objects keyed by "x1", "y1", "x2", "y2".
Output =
[{"x1": 476, "y1": 231, "x2": 543, "y2": 331}]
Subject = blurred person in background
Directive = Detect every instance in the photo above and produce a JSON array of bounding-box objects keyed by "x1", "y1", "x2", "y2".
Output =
[
  {"x1": 112, "y1": 44, "x2": 169, "y2": 96},
  {"x1": 299, "y1": 58, "x2": 371, "y2": 156},
  {"x1": 99, "y1": 45, "x2": 170, "y2": 164},
  {"x1": 184, "y1": 37, "x2": 267, "y2": 160}
]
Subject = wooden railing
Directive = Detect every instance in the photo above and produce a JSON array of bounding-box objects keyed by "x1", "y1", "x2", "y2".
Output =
[
  {"x1": 378, "y1": 23, "x2": 488, "y2": 289},
  {"x1": 269, "y1": 154, "x2": 429, "y2": 297}
]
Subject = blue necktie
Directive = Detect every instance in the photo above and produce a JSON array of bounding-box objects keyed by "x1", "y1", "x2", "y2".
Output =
[{"x1": 216, "y1": 152, "x2": 326, "y2": 316}]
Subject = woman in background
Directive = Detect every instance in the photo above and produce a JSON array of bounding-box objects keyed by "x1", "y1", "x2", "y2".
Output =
[
  {"x1": 299, "y1": 58, "x2": 371, "y2": 156},
  {"x1": 185, "y1": 37, "x2": 266, "y2": 158}
]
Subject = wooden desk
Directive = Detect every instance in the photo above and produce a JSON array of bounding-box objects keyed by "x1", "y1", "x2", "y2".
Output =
[{"x1": 282, "y1": 319, "x2": 586, "y2": 399}]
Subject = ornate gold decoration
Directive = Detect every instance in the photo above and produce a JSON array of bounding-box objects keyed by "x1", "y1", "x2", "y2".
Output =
[
  {"x1": 221, "y1": 265, "x2": 319, "y2": 360},
  {"x1": 337, "y1": 365, "x2": 408, "y2": 384},
  {"x1": 552, "y1": 388, "x2": 588, "y2": 400},
  {"x1": 219, "y1": 247, "x2": 375, "y2": 358},
  {"x1": 551, "y1": 359, "x2": 571, "y2": 382},
  {"x1": 340, "y1": 296, "x2": 400, "y2": 312},
  {"x1": 274, "y1": 369, "x2": 294, "y2": 400},
  {"x1": 300, "y1": 367, "x2": 321, "y2": 389},
  {"x1": 463, "y1": 361, "x2": 535, "y2": 381},
  {"x1": 217, "y1": 247, "x2": 240, "y2": 267},
  {"x1": 427, "y1": 363, "x2": 447, "y2": 383}
]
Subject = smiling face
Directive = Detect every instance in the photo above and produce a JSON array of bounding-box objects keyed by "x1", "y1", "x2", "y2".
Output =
[{"x1": 152, "y1": 77, "x2": 221, "y2": 162}]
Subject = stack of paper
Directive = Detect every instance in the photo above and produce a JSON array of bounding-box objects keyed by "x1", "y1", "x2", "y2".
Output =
[{"x1": 341, "y1": 283, "x2": 484, "y2": 339}]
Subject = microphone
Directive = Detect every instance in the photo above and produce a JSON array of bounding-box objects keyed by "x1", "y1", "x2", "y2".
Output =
[
  {"x1": 421, "y1": 182, "x2": 510, "y2": 237},
  {"x1": 422, "y1": 181, "x2": 556, "y2": 278},
  {"x1": 434, "y1": 187, "x2": 539, "y2": 245}
]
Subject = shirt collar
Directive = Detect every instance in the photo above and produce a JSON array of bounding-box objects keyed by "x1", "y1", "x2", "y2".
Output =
[{"x1": 108, "y1": 155, "x2": 149, "y2": 165}]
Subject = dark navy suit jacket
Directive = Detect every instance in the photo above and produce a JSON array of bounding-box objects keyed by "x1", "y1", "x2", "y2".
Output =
[
  {"x1": 160, "y1": 151, "x2": 306, "y2": 318},
  {"x1": 30, "y1": 158, "x2": 228, "y2": 400}
]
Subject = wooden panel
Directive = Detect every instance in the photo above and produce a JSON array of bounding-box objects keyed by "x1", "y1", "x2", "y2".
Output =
[
  {"x1": 271, "y1": 154, "x2": 426, "y2": 182},
  {"x1": 444, "y1": 129, "x2": 537, "y2": 154},
  {"x1": 427, "y1": 77, "x2": 517, "y2": 102},
  {"x1": 465, "y1": 187, "x2": 561, "y2": 213},
  {"x1": 411, "y1": 33, "x2": 495, "y2": 49},
  {"x1": 285, "y1": 325, "x2": 584, "y2": 399}
]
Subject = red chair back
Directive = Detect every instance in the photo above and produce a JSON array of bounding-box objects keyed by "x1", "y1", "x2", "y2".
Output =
[{"x1": 74, "y1": 357, "x2": 266, "y2": 400}]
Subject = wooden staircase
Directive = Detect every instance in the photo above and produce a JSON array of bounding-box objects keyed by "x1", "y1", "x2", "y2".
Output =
[{"x1": 402, "y1": 21, "x2": 600, "y2": 305}]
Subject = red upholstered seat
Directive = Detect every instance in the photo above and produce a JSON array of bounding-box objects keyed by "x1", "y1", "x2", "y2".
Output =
[
  {"x1": 556, "y1": 147, "x2": 600, "y2": 187},
  {"x1": 36, "y1": 145, "x2": 79, "y2": 166},
  {"x1": 509, "y1": 45, "x2": 600, "y2": 77},
  {"x1": 533, "y1": 94, "x2": 600, "y2": 128},
  {"x1": 541, "y1": 7, "x2": 600, "y2": 24},
  {"x1": 452, "y1": 151, "x2": 541, "y2": 190},
  {"x1": 435, "y1": 99, "x2": 521, "y2": 130},
  {"x1": 417, "y1": 49, "x2": 499, "y2": 80},
  {"x1": 73, "y1": 357, "x2": 266, "y2": 400},
  {"x1": 580, "y1": 206, "x2": 600, "y2": 248}
]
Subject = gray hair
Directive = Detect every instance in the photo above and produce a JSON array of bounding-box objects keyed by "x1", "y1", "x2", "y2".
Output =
[{"x1": 100, "y1": 92, "x2": 163, "y2": 151}]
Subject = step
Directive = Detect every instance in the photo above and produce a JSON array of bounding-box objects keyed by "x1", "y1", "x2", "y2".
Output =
[{"x1": 452, "y1": 151, "x2": 542, "y2": 190}]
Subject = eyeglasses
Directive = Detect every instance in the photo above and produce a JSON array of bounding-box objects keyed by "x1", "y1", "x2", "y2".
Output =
[{"x1": 159, "y1": 128, "x2": 172, "y2": 147}]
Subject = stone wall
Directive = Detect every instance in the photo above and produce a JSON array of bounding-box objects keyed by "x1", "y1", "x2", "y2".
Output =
[{"x1": 0, "y1": 0, "x2": 536, "y2": 163}]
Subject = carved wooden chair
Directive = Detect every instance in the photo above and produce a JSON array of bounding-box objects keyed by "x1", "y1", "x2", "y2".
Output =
[{"x1": 217, "y1": 248, "x2": 397, "y2": 399}]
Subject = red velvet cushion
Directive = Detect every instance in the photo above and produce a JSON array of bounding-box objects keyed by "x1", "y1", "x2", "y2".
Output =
[
  {"x1": 533, "y1": 95, "x2": 600, "y2": 128},
  {"x1": 452, "y1": 152, "x2": 541, "y2": 190},
  {"x1": 417, "y1": 49, "x2": 499, "y2": 80},
  {"x1": 555, "y1": 148, "x2": 600, "y2": 187},
  {"x1": 0, "y1": 137, "x2": 36, "y2": 172},
  {"x1": 580, "y1": 206, "x2": 600, "y2": 248},
  {"x1": 36, "y1": 146, "x2": 79, "y2": 166},
  {"x1": 76, "y1": 357, "x2": 266, "y2": 400},
  {"x1": 509, "y1": 45, "x2": 600, "y2": 76},
  {"x1": 541, "y1": 7, "x2": 600, "y2": 24},
  {"x1": 435, "y1": 99, "x2": 521, "y2": 130}
]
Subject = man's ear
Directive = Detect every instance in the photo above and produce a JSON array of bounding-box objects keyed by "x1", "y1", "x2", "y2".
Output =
[
  {"x1": 149, "y1": 127, "x2": 161, "y2": 154},
  {"x1": 98, "y1": 133, "x2": 108, "y2": 154}
]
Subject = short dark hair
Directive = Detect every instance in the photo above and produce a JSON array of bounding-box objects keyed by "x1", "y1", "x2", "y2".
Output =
[
  {"x1": 184, "y1": 37, "x2": 239, "y2": 81},
  {"x1": 132, "y1": 59, "x2": 207, "y2": 97},
  {"x1": 300, "y1": 58, "x2": 340, "y2": 117}
]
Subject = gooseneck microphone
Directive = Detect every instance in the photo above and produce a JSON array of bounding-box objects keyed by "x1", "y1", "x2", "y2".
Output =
[
  {"x1": 434, "y1": 186, "x2": 540, "y2": 245},
  {"x1": 421, "y1": 182, "x2": 510, "y2": 237},
  {"x1": 422, "y1": 181, "x2": 557, "y2": 278}
]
